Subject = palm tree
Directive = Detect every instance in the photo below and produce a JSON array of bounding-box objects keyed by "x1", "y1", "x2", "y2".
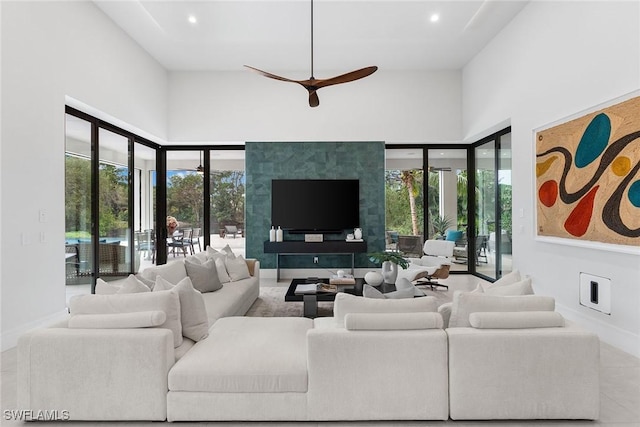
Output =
[{"x1": 400, "y1": 170, "x2": 423, "y2": 235}]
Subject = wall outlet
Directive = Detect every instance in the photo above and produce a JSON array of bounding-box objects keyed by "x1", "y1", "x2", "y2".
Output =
[
  {"x1": 313, "y1": 256, "x2": 319, "y2": 264},
  {"x1": 579, "y1": 272, "x2": 611, "y2": 315}
]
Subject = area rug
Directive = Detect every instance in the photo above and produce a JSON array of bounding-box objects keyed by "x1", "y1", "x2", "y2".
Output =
[{"x1": 246, "y1": 285, "x2": 452, "y2": 318}]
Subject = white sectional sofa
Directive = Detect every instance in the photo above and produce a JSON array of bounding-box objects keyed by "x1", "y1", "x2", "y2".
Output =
[{"x1": 17, "y1": 265, "x2": 600, "y2": 422}]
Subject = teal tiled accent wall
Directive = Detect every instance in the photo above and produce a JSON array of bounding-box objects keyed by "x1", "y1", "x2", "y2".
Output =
[{"x1": 246, "y1": 142, "x2": 385, "y2": 269}]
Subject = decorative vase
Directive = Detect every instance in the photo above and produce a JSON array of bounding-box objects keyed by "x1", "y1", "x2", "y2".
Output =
[
  {"x1": 381, "y1": 261, "x2": 398, "y2": 284},
  {"x1": 276, "y1": 226, "x2": 283, "y2": 242},
  {"x1": 364, "y1": 271, "x2": 384, "y2": 287},
  {"x1": 354, "y1": 228, "x2": 362, "y2": 240},
  {"x1": 269, "y1": 226, "x2": 276, "y2": 242}
]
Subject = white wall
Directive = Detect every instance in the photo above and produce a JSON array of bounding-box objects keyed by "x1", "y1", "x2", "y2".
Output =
[
  {"x1": 0, "y1": 1, "x2": 168, "y2": 350},
  {"x1": 168, "y1": 70, "x2": 462, "y2": 143},
  {"x1": 463, "y1": 1, "x2": 640, "y2": 356}
]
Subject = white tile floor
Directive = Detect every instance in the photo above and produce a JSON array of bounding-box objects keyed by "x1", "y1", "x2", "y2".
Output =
[{"x1": 4, "y1": 274, "x2": 640, "y2": 426}]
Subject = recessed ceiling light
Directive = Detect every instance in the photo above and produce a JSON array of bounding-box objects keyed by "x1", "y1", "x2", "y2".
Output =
[
  {"x1": 440, "y1": 152, "x2": 444, "y2": 156},
  {"x1": 430, "y1": 14, "x2": 439, "y2": 23},
  {"x1": 188, "y1": 15, "x2": 197, "y2": 24}
]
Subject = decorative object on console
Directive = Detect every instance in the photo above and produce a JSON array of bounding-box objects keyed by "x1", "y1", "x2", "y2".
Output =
[
  {"x1": 304, "y1": 233, "x2": 323, "y2": 242},
  {"x1": 276, "y1": 226, "x2": 283, "y2": 242},
  {"x1": 364, "y1": 271, "x2": 384, "y2": 286},
  {"x1": 269, "y1": 226, "x2": 276, "y2": 242},
  {"x1": 346, "y1": 233, "x2": 354, "y2": 240},
  {"x1": 354, "y1": 227, "x2": 362, "y2": 240},
  {"x1": 368, "y1": 251, "x2": 409, "y2": 284}
]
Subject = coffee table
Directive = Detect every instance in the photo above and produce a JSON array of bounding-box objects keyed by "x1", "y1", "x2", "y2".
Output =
[{"x1": 285, "y1": 278, "x2": 397, "y2": 318}]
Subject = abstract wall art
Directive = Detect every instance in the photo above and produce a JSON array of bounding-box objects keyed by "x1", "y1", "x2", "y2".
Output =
[{"x1": 535, "y1": 94, "x2": 640, "y2": 247}]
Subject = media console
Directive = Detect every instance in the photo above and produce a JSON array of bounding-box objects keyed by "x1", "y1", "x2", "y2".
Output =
[{"x1": 264, "y1": 240, "x2": 368, "y2": 281}]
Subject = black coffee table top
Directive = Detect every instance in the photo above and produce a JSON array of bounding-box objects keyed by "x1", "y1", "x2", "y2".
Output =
[{"x1": 285, "y1": 278, "x2": 397, "y2": 302}]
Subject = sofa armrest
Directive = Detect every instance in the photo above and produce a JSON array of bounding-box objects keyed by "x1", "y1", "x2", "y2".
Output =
[
  {"x1": 18, "y1": 328, "x2": 174, "y2": 421},
  {"x1": 447, "y1": 326, "x2": 599, "y2": 420},
  {"x1": 306, "y1": 328, "x2": 448, "y2": 421},
  {"x1": 245, "y1": 259, "x2": 259, "y2": 279}
]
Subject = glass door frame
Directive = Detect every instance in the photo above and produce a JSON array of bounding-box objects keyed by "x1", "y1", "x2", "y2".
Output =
[
  {"x1": 470, "y1": 126, "x2": 512, "y2": 280},
  {"x1": 66, "y1": 106, "x2": 160, "y2": 292}
]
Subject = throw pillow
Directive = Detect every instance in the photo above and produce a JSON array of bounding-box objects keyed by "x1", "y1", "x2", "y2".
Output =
[
  {"x1": 221, "y1": 244, "x2": 236, "y2": 258},
  {"x1": 206, "y1": 246, "x2": 219, "y2": 258},
  {"x1": 69, "y1": 311, "x2": 166, "y2": 329},
  {"x1": 224, "y1": 255, "x2": 250, "y2": 281},
  {"x1": 448, "y1": 292, "x2": 555, "y2": 328},
  {"x1": 363, "y1": 284, "x2": 416, "y2": 299},
  {"x1": 482, "y1": 269, "x2": 521, "y2": 291},
  {"x1": 395, "y1": 277, "x2": 425, "y2": 297},
  {"x1": 154, "y1": 276, "x2": 209, "y2": 341},
  {"x1": 333, "y1": 292, "x2": 438, "y2": 327},
  {"x1": 484, "y1": 278, "x2": 534, "y2": 296},
  {"x1": 214, "y1": 257, "x2": 231, "y2": 283},
  {"x1": 140, "y1": 261, "x2": 187, "y2": 285},
  {"x1": 69, "y1": 290, "x2": 183, "y2": 347},
  {"x1": 184, "y1": 258, "x2": 222, "y2": 293},
  {"x1": 95, "y1": 275, "x2": 150, "y2": 295}
]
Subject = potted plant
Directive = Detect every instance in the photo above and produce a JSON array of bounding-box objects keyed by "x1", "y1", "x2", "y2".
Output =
[
  {"x1": 368, "y1": 251, "x2": 410, "y2": 284},
  {"x1": 430, "y1": 215, "x2": 454, "y2": 239}
]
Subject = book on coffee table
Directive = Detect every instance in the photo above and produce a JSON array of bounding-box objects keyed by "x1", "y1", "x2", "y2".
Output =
[
  {"x1": 329, "y1": 274, "x2": 356, "y2": 285},
  {"x1": 294, "y1": 283, "x2": 338, "y2": 295}
]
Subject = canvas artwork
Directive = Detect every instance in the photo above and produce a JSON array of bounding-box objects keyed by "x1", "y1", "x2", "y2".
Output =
[{"x1": 535, "y1": 95, "x2": 640, "y2": 247}]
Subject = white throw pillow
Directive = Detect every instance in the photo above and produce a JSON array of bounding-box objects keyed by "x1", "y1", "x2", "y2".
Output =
[
  {"x1": 363, "y1": 284, "x2": 415, "y2": 299},
  {"x1": 224, "y1": 255, "x2": 250, "y2": 281},
  {"x1": 184, "y1": 258, "x2": 222, "y2": 293},
  {"x1": 395, "y1": 277, "x2": 425, "y2": 297},
  {"x1": 69, "y1": 311, "x2": 166, "y2": 329},
  {"x1": 154, "y1": 276, "x2": 209, "y2": 341},
  {"x1": 214, "y1": 257, "x2": 231, "y2": 283},
  {"x1": 448, "y1": 292, "x2": 555, "y2": 328},
  {"x1": 69, "y1": 290, "x2": 183, "y2": 347},
  {"x1": 206, "y1": 246, "x2": 219, "y2": 258},
  {"x1": 482, "y1": 269, "x2": 521, "y2": 291},
  {"x1": 484, "y1": 278, "x2": 534, "y2": 296},
  {"x1": 333, "y1": 292, "x2": 438, "y2": 327},
  {"x1": 140, "y1": 261, "x2": 187, "y2": 285},
  {"x1": 95, "y1": 275, "x2": 150, "y2": 295}
]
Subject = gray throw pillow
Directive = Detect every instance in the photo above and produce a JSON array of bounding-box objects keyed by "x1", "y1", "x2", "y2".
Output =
[{"x1": 184, "y1": 258, "x2": 222, "y2": 293}]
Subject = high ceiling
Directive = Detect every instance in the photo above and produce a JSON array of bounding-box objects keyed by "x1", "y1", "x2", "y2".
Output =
[{"x1": 94, "y1": 0, "x2": 529, "y2": 73}]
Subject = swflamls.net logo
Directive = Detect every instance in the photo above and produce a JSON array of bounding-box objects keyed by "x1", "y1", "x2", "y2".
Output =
[{"x1": 4, "y1": 409, "x2": 70, "y2": 421}]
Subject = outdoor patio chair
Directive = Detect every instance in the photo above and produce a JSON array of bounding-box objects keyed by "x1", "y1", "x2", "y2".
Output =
[
  {"x1": 168, "y1": 229, "x2": 191, "y2": 257},
  {"x1": 185, "y1": 227, "x2": 202, "y2": 253},
  {"x1": 224, "y1": 225, "x2": 240, "y2": 239}
]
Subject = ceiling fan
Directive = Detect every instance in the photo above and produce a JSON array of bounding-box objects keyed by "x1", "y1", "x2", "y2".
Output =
[
  {"x1": 244, "y1": 0, "x2": 377, "y2": 107},
  {"x1": 429, "y1": 166, "x2": 452, "y2": 172}
]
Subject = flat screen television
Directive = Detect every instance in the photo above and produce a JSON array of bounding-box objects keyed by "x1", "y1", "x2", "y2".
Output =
[{"x1": 271, "y1": 179, "x2": 359, "y2": 233}]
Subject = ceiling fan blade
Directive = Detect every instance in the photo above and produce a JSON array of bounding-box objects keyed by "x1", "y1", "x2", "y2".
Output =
[
  {"x1": 308, "y1": 90, "x2": 320, "y2": 108},
  {"x1": 243, "y1": 65, "x2": 298, "y2": 83},
  {"x1": 315, "y1": 66, "x2": 378, "y2": 89}
]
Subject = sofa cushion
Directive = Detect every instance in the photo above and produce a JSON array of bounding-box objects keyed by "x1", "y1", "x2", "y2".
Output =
[
  {"x1": 168, "y1": 317, "x2": 313, "y2": 393},
  {"x1": 69, "y1": 290, "x2": 183, "y2": 347},
  {"x1": 140, "y1": 261, "x2": 187, "y2": 285},
  {"x1": 214, "y1": 257, "x2": 231, "y2": 283},
  {"x1": 469, "y1": 311, "x2": 565, "y2": 329},
  {"x1": 448, "y1": 293, "x2": 555, "y2": 328},
  {"x1": 224, "y1": 255, "x2": 251, "y2": 281},
  {"x1": 363, "y1": 284, "x2": 415, "y2": 299},
  {"x1": 68, "y1": 311, "x2": 166, "y2": 329},
  {"x1": 345, "y1": 312, "x2": 443, "y2": 330},
  {"x1": 154, "y1": 276, "x2": 209, "y2": 342},
  {"x1": 201, "y1": 277, "x2": 257, "y2": 324},
  {"x1": 333, "y1": 292, "x2": 437, "y2": 327},
  {"x1": 184, "y1": 258, "x2": 222, "y2": 293}
]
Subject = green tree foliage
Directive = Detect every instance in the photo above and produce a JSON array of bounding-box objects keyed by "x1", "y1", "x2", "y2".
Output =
[
  {"x1": 385, "y1": 170, "x2": 424, "y2": 236},
  {"x1": 167, "y1": 172, "x2": 204, "y2": 227},
  {"x1": 210, "y1": 171, "x2": 245, "y2": 226},
  {"x1": 65, "y1": 156, "x2": 129, "y2": 238}
]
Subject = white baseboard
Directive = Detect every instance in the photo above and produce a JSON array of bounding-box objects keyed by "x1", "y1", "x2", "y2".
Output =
[
  {"x1": 556, "y1": 302, "x2": 640, "y2": 358},
  {"x1": 1, "y1": 309, "x2": 69, "y2": 351}
]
